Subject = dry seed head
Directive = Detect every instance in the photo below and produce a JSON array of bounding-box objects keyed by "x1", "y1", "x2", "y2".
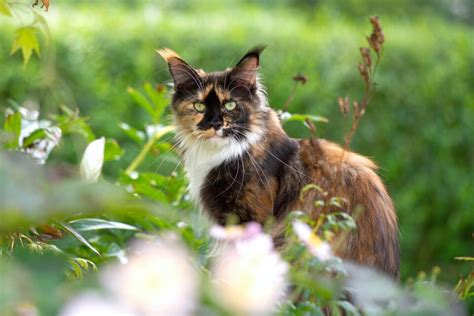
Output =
[
  {"x1": 156, "y1": 83, "x2": 166, "y2": 93},
  {"x1": 376, "y1": 29, "x2": 385, "y2": 45},
  {"x1": 367, "y1": 34, "x2": 381, "y2": 53},
  {"x1": 338, "y1": 97, "x2": 350, "y2": 115},
  {"x1": 357, "y1": 63, "x2": 369, "y2": 84},
  {"x1": 293, "y1": 74, "x2": 308, "y2": 85},
  {"x1": 370, "y1": 16, "x2": 382, "y2": 32},
  {"x1": 360, "y1": 47, "x2": 372, "y2": 67},
  {"x1": 369, "y1": 16, "x2": 385, "y2": 47}
]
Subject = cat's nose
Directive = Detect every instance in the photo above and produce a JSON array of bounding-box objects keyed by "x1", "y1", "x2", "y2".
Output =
[{"x1": 210, "y1": 120, "x2": 222, "y2": 130}]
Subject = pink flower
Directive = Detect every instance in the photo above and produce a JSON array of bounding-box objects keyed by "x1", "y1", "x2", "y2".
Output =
[
  {"x1": 100, "y1": 236, "x2": 198, "y2": 316},
  {"x1": 211, "y1": 223, "x2": 288, "y2": 315},
  {"x1": 210, "y1": 222, "x2": 261, "y2": 241}
]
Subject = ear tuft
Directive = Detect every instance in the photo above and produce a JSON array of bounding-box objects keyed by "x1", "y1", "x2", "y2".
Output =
[
  {"x1": 156, "y1": 48, "x2": 201, "y2": 90},
  {"x1": 236, "y1": 45, "x2": 266, "y2": 67},
  {"x1": 156, "y1": 48, "x2": 182, "y2": 63},
  {"x1": 231, "y1": 44, "x2": 266, "y2": 86}
]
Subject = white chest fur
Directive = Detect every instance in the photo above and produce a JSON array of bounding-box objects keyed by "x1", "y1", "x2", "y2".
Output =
[{"x1": 181, "y1": 132, "x2": 262, "y2": 205}]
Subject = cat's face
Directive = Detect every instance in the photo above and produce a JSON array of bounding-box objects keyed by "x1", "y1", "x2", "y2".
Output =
[{"x1": 158, "y1": 47, "x2": 268, "y2": 150}]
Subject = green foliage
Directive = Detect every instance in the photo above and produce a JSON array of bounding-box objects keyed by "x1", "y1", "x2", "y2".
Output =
[
  {"x1": 10, "y1": 26, "x2": 41, "y2": 67},
  {"x1": 0, "y1": 1, "x2": 13, "y2": 17},
  {"x1": 0, "y1": 0, "x2": 472, "y2": 314},
  {"x1": 1, "y1": 1, "x2": 49, "y2": 67},
  {"x1": 3, "y1": 110, "x2": 21, "y2": 148}
]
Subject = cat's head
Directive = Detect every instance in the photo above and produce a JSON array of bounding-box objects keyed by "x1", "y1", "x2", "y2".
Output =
[{"x1": 158, "y1": 46, "x2": 268, "y2": 151}]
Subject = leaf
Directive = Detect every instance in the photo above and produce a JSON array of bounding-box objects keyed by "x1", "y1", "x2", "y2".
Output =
[
  {"x1": 104, "y1": 138, "x2": 124, "y2": 161},
  {"x1": 67, "y1": 257, "x2": 97, "y2": 280},
  {"x1": 3, "y1": 111, "x2": 21, "y2": 149},
  {"x1": 69, "y1": 218, "x2": 138, "y2": 231},
  {"x1": 127, "y1": 86, "x2": 155, "y2": 118},
  {"x1": 454, "y1": 257, "x2": 474, "y2": 261},
  {"x1": 104, "y1": 243, "x2": 127, "y2": 263},
  {"x1": 0, "y1": 1, "x2": 12, "y2": 17},
  {"x1": 57, "y1": 222, "x2": 101, "y2": 256},
  {"x1": 10, "y1": 26, "x2": 41, "y2": 67},
  {"x1": 287, "y1": 113, "x2": 329, "y2": 124},
  {"x1": 299, "y1": 183, "x2": 326, "y2": 202},
  {"x1": 143, "y1": 82, "x2": 169, "y2": 122},
  {"x1": 21, "y1": 128, "x2": 46, "y2": 148},
  {"x1": 53, "y1": 106, "x2": 95, "y2": 142},
  {"x1": 337, "y1": 300, "x2": 361, "y2": 316},
  {"x1": 131, "y1": 181, "x2": 169, "y2": 203},
  {"x1": 118, "y1": 122, "x2": 145, "y2": 144}
]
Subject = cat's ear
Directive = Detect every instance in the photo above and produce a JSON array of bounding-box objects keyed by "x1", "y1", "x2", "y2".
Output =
[
  {"x1": 230, "y1": 45, "x2": 266, "y2": 86},
  {"x1": 157, "y1": 48, "x2": 202, "y2": 90}
]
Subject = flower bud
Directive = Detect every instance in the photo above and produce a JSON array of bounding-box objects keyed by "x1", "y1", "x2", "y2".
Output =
[{"x1": 80, "y1": 137, "x2": 105, "y2": 182}]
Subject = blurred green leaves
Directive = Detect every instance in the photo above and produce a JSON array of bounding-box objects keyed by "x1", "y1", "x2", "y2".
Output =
[
  {"x1": 69, "y1": 218, "x2": 138, "y2": 232},
  {"x1": 1, "y1": 1, "x2": 472, "y2": 314},
  {"x1": 118, "y1": 122, "x2": 145, "y2": 144},
  {"x1": 52, "y1": 105, "x2": 95, "y2": 142},
  {"x1": 3, "y1": 110, "x2": 21, "y2": 149},
  {"x1": 2, "y1": 0, "x2": 50, "y2": 67},
  {"x1": 127, "y1": 83, "x2": 169, "y2": 123},
  {"x1": 103, "y1": 138, "x2": 124, "y2": 161},
  {"x1": 281, "y1": 112, "x2": 329, "y2": 126},
  {"x1": 0, "y1": 151, "x2": 127, "y2": 232},
  {"x1": 0, "y1": 1, "x2": 12, "y2": 17}
]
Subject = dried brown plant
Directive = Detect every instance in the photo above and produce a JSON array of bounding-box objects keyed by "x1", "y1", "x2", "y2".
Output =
[{"x1": 339, "y1": 16, "x2": 385, "y2": 152}]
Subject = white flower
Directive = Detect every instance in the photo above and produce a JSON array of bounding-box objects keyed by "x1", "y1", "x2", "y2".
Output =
[
  {"x1": 8, "y1": 106, "x2": 62, "y2": 164},
  {"x1": 211, "y1": 223, "x2": 288, "y2": 316},
  {"x1": 24, "y1": 126, "x2": 62, "y2": 165},
  {"x1": 80, "y1": 137, "x2": 105, "y2": 182},
  {"x1": 101, "y1": 236, "x2": 198, "y2": 316},
  {"x1": 293, "y1": 220, "x2": 333, "y2": 261},
  {"x1": 59, "y1": 293, "x2": 133, "y2": 316}
]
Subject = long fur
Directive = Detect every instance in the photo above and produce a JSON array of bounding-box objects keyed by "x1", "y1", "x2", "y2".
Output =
[{"x1": 159, "y1": 47, "x2": 400, "y2": 278}]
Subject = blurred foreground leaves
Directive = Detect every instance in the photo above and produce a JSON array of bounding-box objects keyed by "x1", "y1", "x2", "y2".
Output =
[{"x1": 0, "y1": 151, "x2": 179, "y2": 233}]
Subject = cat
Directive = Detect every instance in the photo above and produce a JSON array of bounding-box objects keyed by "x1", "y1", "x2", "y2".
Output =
[{"x1": 158, "y1": 46, "x2": 399, "y2": 278}]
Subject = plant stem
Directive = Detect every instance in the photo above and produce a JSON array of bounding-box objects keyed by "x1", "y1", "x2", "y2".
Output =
[
  {"x1": 282, "y1": 81, "x2": 300, "y2": 112},
  {"x1": 125, "y1": 125, "x2": 175, "y2": 176}
]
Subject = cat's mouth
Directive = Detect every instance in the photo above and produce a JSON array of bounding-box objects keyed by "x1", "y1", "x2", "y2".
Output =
[{"x1": 197, "y1": 127, "x2": 228, "y2": 141}]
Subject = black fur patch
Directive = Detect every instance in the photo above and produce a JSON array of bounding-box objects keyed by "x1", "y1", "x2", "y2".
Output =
[
  {"x1": 200, "y1": 137, "x2": 307, "y2": 224},
  {"x1": 200, "y1": 153, "x2": 253, "y2": 224}
]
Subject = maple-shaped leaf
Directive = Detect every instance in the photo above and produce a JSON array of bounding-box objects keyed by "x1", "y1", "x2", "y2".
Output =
[
  {"x1": 0, "y1": 0, "x2": 12, "y2": 16},
  {"x1": 10, "y1": 26, "x2": 41, "y2": 67}
]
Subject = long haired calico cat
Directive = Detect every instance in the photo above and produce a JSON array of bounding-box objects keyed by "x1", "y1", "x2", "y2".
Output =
[{"x1": 158, "y1": 46, "x2": 399, "y2": 278}]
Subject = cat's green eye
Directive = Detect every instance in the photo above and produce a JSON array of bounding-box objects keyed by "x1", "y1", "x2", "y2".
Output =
[
  {"x1": 193, "y1": 102, "x2": 206, "y2": 113},
  {"x1": 224, "y1": 101, "x2": 237, "y2": 111}
]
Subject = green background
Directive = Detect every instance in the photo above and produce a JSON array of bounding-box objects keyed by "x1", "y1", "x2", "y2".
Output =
[{"x1": 1, "y1": 0, "x2": 473, "y2": 286}]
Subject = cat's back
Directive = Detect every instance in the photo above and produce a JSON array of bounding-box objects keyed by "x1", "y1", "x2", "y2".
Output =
[{"x1": 297, "y1": 138, "x2": 400, "y2": 278}]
